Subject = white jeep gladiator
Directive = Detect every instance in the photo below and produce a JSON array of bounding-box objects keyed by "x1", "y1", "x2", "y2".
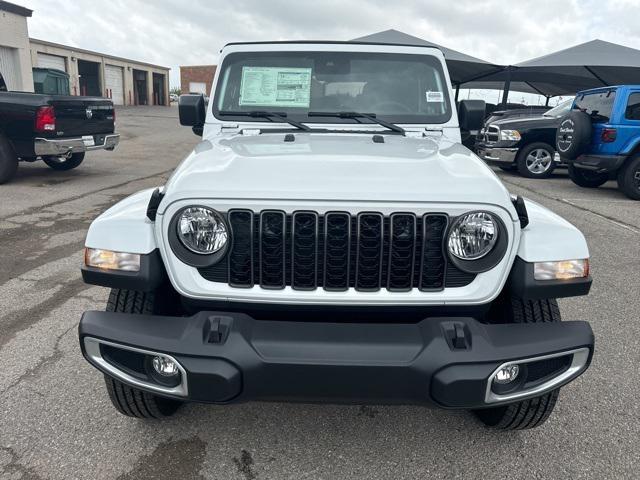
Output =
[{"x1": 79, "y1": 41, "x2": 594, "y2": 430}]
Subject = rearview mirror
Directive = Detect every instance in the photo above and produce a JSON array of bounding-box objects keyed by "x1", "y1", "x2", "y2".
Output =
[
  {"x1": 179, "y1": 94, "x2": 206, "y2": 136},
  {"x1": 458, "y1": 100, "x2": 486, "y2": 133}
]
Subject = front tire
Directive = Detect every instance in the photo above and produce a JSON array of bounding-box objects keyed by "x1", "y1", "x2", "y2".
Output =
[
  {"x1": 516, "y1": 143, "x2": 556, "y2": 179},
  {"x1": 568, "y1": 164, "x2": 609, "y2": 188},
  {"x1": 474, "y1": 297, "x2": 562, "y2": 430},
  {"x1": 617, "y1": 155, "x2": 640, "y2": 200},
  {"x1": 43, "y1": 152, "x2": 85, "y2": 171},
  {"x1": 102, "y1": 288, "x2": 183, "y2": 419}
]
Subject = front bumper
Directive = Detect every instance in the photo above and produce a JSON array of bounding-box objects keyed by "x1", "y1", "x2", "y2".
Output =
[
  {"x1": 571, "y1": 154, "x2": 627, "y2": 173},
  {"x1": 79, "y1": 310, "x2": 594, "y2": 408},
  {"x1": 476, "y1": 145, "x2": 519, "y2": 164},
  {"x1": 34, "y1": 133, "x2": 120, "y2": 156}
]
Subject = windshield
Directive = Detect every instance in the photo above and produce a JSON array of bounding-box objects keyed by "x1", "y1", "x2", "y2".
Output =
[
  {"x1": 543, "y1": 99, "x2": 572, "y2": 117},
  {"x1": 214, "y1": 51, "x2": 452, "y2": 125}
]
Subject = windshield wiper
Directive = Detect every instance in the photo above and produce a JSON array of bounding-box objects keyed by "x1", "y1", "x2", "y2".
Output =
[
  {"x1": 308, "y1": 111, "x2": 405, "y2": 135},
  {"x1": 218, "y1": 110, "x2": 311, "y2": 132}
]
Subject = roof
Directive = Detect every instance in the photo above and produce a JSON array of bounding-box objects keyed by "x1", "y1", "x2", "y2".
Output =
[
  {"x1": 223, "y1": 39, "x2": 442, "y2": 50},
  {"x1": 29, "y1": 38, "x2": 170, "y2": 71},
  {"x1": 0, "y1": 0, "x2": 32, "y2": 17}
]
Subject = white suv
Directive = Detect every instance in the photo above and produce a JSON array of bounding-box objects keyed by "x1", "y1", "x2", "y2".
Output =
[{"x1": 79, "y1": 41, "x2": 594, "y2": 430}]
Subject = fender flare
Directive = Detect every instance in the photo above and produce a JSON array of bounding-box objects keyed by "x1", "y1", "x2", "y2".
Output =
[
  {"x1": 85, "y1": 188, "x2": 158, "y2": 254},
  {"x1": 516, "y1": 198, "x2": 589, "y2": 263}
]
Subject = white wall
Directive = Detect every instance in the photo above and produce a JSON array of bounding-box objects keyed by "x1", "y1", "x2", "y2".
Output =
[{"x1": 0, "y1": 9, "x2": 34, "y2": 91}]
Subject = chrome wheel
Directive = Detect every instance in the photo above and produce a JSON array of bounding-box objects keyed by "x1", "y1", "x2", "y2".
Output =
[{"x1": 525, "y1": 149, "x2": 553, "y2": 174}]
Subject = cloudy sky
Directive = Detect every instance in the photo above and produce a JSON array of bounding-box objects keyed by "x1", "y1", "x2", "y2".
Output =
[{"x1": 13, "y1": 0, "x2": 640, "y2": 100}]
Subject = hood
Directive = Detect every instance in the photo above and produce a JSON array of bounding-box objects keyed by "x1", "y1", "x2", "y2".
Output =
[
  {"x1": 490, "y1": 115, "x2": 559, "y2": 129},
  {"x1": 162, "y1": 132, "x2": 512, "y2": 208}
]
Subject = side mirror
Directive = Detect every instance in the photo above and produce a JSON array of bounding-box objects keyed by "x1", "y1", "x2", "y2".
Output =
[
  {"x1": 179, "y1": 94, "x2": 206, "y2": 136},
  {"x1": 458, "y1": 99, "x2": 486, "y2": 133}
]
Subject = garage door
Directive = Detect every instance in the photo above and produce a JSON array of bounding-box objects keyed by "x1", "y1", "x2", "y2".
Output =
[
  {"x1": 37, "y1": 53, "x2": 66, "y2": 72},
  {"x1": 189, "y1": 81, "x2": 207, "y2": 94},
  {"x1": 0, "y1": 46, "x2": 20, "y2": 91},
  {"x1": 104, "y1": 64, "x2": 124, "y2": 105}
]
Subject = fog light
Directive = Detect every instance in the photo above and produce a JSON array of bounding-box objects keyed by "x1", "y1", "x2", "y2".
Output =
[
  {"x1": 152, "y1": 355, "x2": 179, "y2": 377},
  {"x1": 493, "y1": 364, "x2": 520, "y2": 384}
]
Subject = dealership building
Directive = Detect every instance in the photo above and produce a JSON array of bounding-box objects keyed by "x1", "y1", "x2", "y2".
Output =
[
  {"x1": 180, "y1": 65, "x2": 217, "y2": 95},
  {"x1": 0, "y1": 0, "x2": 170, "y2": 105}
]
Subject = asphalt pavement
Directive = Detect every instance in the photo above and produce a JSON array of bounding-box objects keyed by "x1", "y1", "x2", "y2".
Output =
[{"x1": 0, "y1": 106, "x2": 638, "y2": 480}]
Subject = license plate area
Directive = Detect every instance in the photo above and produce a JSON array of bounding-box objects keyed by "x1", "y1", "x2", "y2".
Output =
[{"x1": 82, "y1": 135, "x2": 95, "y2": 147}]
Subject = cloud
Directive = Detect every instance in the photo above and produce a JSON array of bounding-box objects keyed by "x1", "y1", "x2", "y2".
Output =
[{"x1": 13, "y1": 0, "x2": 640, "y2": 90}]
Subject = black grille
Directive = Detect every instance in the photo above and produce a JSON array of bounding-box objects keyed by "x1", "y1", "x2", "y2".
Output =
[{"x1": 199, "y1": 210, "x2": 476, "y2": 291}]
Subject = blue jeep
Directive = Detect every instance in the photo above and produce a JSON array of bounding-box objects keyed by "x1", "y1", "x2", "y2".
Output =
[{"x1": 556, "y1": 85, "x2": 640, "y2": 200}]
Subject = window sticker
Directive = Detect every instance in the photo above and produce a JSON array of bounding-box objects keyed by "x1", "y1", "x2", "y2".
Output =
[
  {"x1": 239, "y1": 66, "x2": 312, "y2": 107},
  {"x1": 426, "y1": 91, "x2": 444, "y2": 103}
]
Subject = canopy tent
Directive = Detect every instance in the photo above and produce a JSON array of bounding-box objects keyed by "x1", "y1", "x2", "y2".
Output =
[
  {"x1": 465, "y1": 39, "x2": 640, "y2": 101},
  {"x1": 351, "y1": 32, "x2": 640, "y2": 105},
  {"x1": 351, "y1": 29, "x2": 503, "y2": 88}
]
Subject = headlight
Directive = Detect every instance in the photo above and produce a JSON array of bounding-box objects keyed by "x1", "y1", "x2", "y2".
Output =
[
  {"x1": 176, "y1": 207, "x2": 228, "y2": 254},
  {"x1": 447, "y1": 212, "x2": 499, "y2": 260},
  {"x1": 500, "y1": 129, "x2": 521, "y2": 141}
]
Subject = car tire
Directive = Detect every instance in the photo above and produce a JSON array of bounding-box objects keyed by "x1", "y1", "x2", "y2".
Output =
[
  {"x1": 473, "y1": 297, "x2": 561, "y2": 430},
  {"x1": 568, "y1": 164, "x2": 609, "y2": 188},
  {"x1": 42, "y1": 152, "x2": 85, "y2": 171},
  {"x1": 516, "y1": 143, "x2": 556, "y2": 179},
  {"x1": 102, "y1": 288, "x2": 183, "y2": 419},
  {"x1": 616, "y1": 154, "x2": 640, "y2": 200},
  {"x1": 498, "y1": 165, "x2": 515, "y2": 172},
  {"x1": 556, "y1": 111, "x2": 592, "y2": 160},
  {"x1": 0, "y1": 134, "x2": 19, "y2": 184}
]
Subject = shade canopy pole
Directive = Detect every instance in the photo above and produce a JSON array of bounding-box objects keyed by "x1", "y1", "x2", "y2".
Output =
[{"x1": 500, "y1": 67, "x2": 512, "y2": 107}]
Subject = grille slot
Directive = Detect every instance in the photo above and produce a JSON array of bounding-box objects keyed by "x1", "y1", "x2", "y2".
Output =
[
  {"x1": 420, "y1": 214, "x2": 449, "y2": 290},
  {"x1": 201, "y1": 210, "x2": 476, "y2": 291},
  {"x1": 388, "y1": 213, "x2": 416, "y2": 291},
  {"x1": 259, "y1": 211, "x2": 286, "y2": 288},
  {"x1": 324, "y1": 212, "x2": 351, "y2": 291},
  {"x1": 356, "y1": 213, "x2": 384, "y2": 291},
  {"x1": 228, "y1": 210, "x2": 254, "y2": 287},
  {"x1": 291, "y1": 211, "x2": 319, "y2": 290}
]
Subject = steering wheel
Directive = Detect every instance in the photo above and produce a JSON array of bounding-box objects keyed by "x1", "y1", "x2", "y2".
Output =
[{"x1": 370, "y1": 101, "x2": 412, "y2": 114}]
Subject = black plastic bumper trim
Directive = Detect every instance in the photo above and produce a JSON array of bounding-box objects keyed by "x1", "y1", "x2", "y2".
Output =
[
  {"x1": 507, "y1": 257, "x2": 592, "y2": 300},
  {"x1": 81, "y1": 249, "x2": 166, "y2": 292},
  {"x1": 572, "y1": 154, "x2": 626, "y2": 172},
  {"x1": 79, "y1": 309, "x2": 594, "y2": 408}
]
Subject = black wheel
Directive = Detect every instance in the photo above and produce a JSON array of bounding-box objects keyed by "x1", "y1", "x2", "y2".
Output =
[
  {"x1": 498, "y1": 165, "x2": 515, "y2": 172},
  {"x1": 556, "y1": 111, "x2": 591, "y2": 160},
  {"x1": 0, "y1": 134, "x2": 18, "y2": 184},
  {"x1": 568, "y1": 164, "x2": 609, "y2": 188},
  {"x1": 616, "y1": 155, "x2": 640, "y2": 200},
  {"x1": 474, "y1": 297, "x2": 562, "y2": 430},
  {"x1": 102, "y1": 288, "x2": 183, "y2": 418},
  {"x1": 516, "y1": 143, "x2": 556, "y2": 179},
  {"x1": 42, "y1": 152, "x2": 85, "y2": 171}
]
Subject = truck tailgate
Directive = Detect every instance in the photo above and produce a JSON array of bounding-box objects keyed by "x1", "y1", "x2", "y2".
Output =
[{"x1": 50, "y1": 97, "x2": 115, "y2": 137}]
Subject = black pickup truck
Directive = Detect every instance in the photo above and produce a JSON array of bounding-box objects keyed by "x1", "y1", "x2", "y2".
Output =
[
  {"x1": 0, "y1": 71, "x2": 119, "y2": 184},
  {"x1": 475, "y1": 99, "x2": 572, "y2": 179}
]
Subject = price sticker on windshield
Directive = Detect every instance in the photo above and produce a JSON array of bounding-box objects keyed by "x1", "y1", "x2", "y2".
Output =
[
  {"x1": 426, "y1": 91, "x2": 444, "y2": 103},
  {"x1": 239, "y1": 67, "x2": 312, "y2": 108}
]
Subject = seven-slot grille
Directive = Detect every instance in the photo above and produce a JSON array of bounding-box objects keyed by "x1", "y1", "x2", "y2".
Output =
[{"x1": 199, "y1": 210, "x2": 476, "y2": 291}]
